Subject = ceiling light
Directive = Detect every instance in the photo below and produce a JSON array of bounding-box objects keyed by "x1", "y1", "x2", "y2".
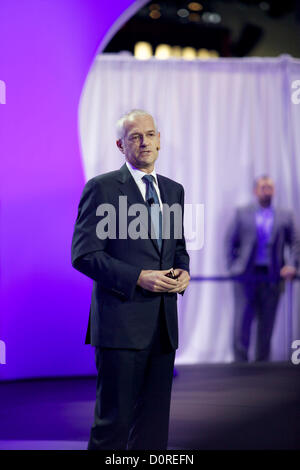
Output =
[
  {"x1": 198, "y1": 48, "x2": 211, "y2": 59},
  {"x1": 134, "y1": 42, "x2": 153, "y2": 60},
  {"x1": 189, "y1": 13, "x2": 201, "y2": 22},
  {"x1": 155, "y1": 44, "x2": 172, "y2": 60},
  {"x1": 171, "y1": 46, "x2": 182, "y2": 58},
  {"x1": 202, "y1": 12, "x2": 221, "y2": 23},
  {"x1": 177, "y1": 8, "x2": 189, "y2": 18},
  {"x1": 149, "y1": 10, "x2": 161, "y2": 19},
  {"x1": 210, "y1": 13, "x2": 221, "y2": 23},
  {"x1": 182, "y1": 47, "x2": 197, "y2": 60},
  {"x1": 149, "y1": 3, "x2": 160, "y2": 10},
  {"x1": 259, "y1": 2, "x2": 270, "y2": 11},
  {"x1": 188, "y1": 2, "x2": 203, "y2": 12}
]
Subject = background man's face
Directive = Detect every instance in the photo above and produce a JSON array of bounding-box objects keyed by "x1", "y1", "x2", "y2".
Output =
[
  {"x1": 118, "y1": 114, "x2": 160, "y2": 172},
  {"x1": 254, "y1": 178, "x2": 275, "y2": 207}
]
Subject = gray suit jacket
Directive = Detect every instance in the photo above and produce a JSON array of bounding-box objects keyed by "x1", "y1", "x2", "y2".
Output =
[{"x1": 225, "y1": 203, "x2": 300, "y2": 279}]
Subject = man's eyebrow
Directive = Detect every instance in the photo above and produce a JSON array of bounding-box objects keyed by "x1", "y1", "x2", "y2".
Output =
[{"x1": 128, "y1": 129, "x2": 156, "y2": 135}]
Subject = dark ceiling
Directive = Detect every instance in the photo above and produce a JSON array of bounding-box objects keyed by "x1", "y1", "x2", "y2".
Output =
[{"x1": 103, "y1": 0, "x2": 300, "y2": 57}]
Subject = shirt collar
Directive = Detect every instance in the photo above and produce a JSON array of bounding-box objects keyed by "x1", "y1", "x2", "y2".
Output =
[
  {"x1": 254, "y1": 201, "x2": 273, "y2": 212},
  {"x1": 126, "y1": 161, "x2": 158, "y2": 185}
]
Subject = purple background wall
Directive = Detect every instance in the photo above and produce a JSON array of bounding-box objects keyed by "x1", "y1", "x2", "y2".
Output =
[{"x1": 0, "y1": 0, "x2": 137, "y2": 380}]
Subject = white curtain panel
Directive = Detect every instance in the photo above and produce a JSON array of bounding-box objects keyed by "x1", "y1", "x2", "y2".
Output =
[{"x1": 79, "y1": 54, "x2": 300, "y2": 363}]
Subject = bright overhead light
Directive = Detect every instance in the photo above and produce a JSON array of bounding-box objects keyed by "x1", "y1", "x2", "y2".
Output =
[
  {"x1": 171, "y1": 46, "x2": 182, "y2": 58},
  {"x1": 134, "y1": 42, "x2": 153, "y2": 60},
  {"x1": 182, "y1": 47, "x2": 197, "y2": 60},
  {"x1": 198, "y1": 48, "x2": 211, "y2": 59},
  {"x1": 155, "y1": 44, "x2": 172, "y2": 60}
]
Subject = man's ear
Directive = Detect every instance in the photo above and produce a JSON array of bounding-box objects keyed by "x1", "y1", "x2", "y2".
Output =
[
  {"x1": 116, "y1": 139, "x2": 125, "y2": 154},
  {"x1": 157, "y1": 132, "x2": 161, "y2": 151}
]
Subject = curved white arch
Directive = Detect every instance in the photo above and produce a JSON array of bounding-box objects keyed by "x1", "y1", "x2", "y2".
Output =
[
  {"x1": 97, "y1": 0, "x2": 149, "y2": 54},
  {"x1": 78, "y1": 0, "x2": 149, "y2": 180}
]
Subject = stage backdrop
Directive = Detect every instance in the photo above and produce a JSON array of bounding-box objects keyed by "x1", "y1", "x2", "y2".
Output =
[
  {"x1": 1, "y1": 2, "x2": 300, "y2": 381},
  {"x1": 79, "y1": 54, "x2": 300, "y2": 364},
  {"x1": 0, "y1": 0, "x2": 148, "y2": 381}
]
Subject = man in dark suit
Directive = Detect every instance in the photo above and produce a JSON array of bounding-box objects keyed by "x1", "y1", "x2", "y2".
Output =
[
  {"x1": 71, "y1": 110, "x2": 190, "y2": 450},
  {"x1": 225, "y1": 175, "x2": 300, "y2": 362}
]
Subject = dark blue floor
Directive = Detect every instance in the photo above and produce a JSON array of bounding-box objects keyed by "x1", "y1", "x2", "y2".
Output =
[{"x1": 0, "y1": 362, "x2": 299, "y2": 450}]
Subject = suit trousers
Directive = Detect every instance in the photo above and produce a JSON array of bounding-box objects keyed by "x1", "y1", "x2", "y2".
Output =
[
  {"x1": 233, "y1": 267, "x2": 281, "y2": 362},
  {"x1": 87, "y1": 299, "x2": 176, "y2": 450}
]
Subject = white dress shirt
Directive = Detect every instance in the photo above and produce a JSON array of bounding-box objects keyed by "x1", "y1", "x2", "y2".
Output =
[{"x1": 125, "y1": 161, "x2": 163, "y2": 211}]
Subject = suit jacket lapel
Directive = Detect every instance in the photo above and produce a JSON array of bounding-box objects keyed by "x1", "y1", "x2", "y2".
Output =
[
  {"x1": 269, "y1": 208, "x2": 278, "y2": 245},
  {"x1": 157, "y1": 174, "x2": 173, "y2": 259},
  {"x1": 248, "y1": 203, "x2": 257, "y2": 227}
]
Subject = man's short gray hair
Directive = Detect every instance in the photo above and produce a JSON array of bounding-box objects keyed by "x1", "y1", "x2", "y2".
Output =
[
  {"x1": 116, "y1": 109, "x2": 158, "y2": 141},
  {"x1": 253, "y1": 174, "x2": 272, "y2": 189}
]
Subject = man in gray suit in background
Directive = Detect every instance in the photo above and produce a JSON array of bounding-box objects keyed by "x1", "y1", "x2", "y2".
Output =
[{"x1": 225, "y1": 175, "x2": 300, "y2": 362}]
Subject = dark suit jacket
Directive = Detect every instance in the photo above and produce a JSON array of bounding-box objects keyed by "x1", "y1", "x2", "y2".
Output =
[
  {"x1": 71, "y1": 164, "x2": 190, "y2": 349},
  {"x1": 225, "y1": 203, "x2": 300, "y2": 279}
]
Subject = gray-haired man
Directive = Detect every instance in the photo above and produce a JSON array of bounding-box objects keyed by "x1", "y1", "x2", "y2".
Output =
[{"x1": 72, "y1": 110, "x2": 190, "y2": 449}]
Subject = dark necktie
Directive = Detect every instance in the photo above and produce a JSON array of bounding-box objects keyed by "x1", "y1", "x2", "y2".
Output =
[{"x1": 142, "y1": 174, "x2": 162, "y2": 251}]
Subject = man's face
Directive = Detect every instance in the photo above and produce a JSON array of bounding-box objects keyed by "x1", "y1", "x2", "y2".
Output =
[
  {"x1": 117, "y1": 114, "x2": 160, "y2": 172},
  {"x1": 254, "y1": 178, "x2": 275, "y2": 207}
]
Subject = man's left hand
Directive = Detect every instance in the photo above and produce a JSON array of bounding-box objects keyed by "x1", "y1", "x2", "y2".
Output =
[
  {"x1": 167, "y1": 269, "x2": 190, "y2": 293},
  {"x1": 280, "y1": 265, "x2": 297, "y2": 280}
]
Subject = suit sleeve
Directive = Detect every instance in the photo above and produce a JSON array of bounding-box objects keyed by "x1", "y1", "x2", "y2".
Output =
[
  {"x1": 225, "y1": 209, "x2": 241, "y2": 272},
  {"x1": 173, "y1": 186, "x2": 190, "y2": 296},
  {"x1": 173, "y1": 186, "x2": 190, "y2": 272},
  {"x1": 285, "y1": 212, "x2": 300, "y2": 272},
  {"x1": 71, "y1": 178, "x2": 141, "y2": 300}
]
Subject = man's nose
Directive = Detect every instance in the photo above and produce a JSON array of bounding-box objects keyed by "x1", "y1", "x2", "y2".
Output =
[{"x1": 140, "y1": 134, "x2": 150, "y2": 146}]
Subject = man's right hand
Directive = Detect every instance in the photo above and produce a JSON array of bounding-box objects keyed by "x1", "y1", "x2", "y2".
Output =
[
  {"x1": 137, "y1": 269, "x2": 178, "y2": 292},
  {"x1": 280, "y1": 265, "x2": 297, "y2": 280}
]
